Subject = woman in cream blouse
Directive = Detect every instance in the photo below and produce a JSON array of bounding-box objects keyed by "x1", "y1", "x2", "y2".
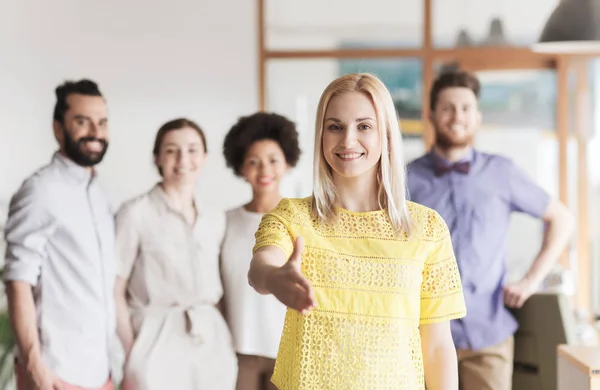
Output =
[{"x1": 114, "y1": 118, "x2": 237, "y2": 390}]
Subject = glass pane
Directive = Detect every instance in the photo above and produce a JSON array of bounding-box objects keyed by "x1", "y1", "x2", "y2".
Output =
[
  {"x1": 433, "y1": 0, "x2": 559, "y2": 48},
  {"x1": 434, "y1": 64, "x2": 556, "y2": 130},
  {"x1": 266, "y1": 0, "x2": 422, "y2": 50},
  {"x1": 338, "y1": 58, "x2": 423, "y2": 137},
  {"x1": 477, "y1": 69, "x2": 556, "y2": 130},
  {"x1": 266, "y1": 58, "x2": 425, "y2": 197}
]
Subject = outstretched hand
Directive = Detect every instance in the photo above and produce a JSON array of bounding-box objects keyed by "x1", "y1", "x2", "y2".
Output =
[{"x1": 265, "y1": 236, "x2": 317, "y2": 314}]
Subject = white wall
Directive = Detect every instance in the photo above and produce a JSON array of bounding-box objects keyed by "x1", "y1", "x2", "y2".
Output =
[{"x1": 0, "y1": 0, "x2": 258, "y2": 218}]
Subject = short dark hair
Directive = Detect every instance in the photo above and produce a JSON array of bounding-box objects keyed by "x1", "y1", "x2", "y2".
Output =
[
  {"x1": 153, "y1": 118, "x2": 208, "y2": 157},
  {"x1": 53, "y1": 79, "x2": 103, "y2": 124},
  {"x1": 429, "y1": 70, "x2": 480, "y2": 110},
  {"x1": 223, "y1": 112, "x2": 301, "y2": 176}
]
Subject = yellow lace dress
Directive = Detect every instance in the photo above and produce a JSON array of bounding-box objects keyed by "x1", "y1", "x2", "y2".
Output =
[{"x1": 253, "y1": 197, "x2": 466, "y2": 390}]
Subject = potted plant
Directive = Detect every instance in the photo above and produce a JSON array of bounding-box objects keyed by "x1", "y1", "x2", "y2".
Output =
[{"x1": 0, "y1": 268, "x2": 15, "y2": 388}]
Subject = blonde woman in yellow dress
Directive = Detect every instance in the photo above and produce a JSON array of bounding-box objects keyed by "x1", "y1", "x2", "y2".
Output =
[{"x1": 248, "y1": 73, "x2": 467, "y2": 390}]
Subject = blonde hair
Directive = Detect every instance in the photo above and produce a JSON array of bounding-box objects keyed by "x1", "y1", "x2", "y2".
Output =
[{"x1": 311, "y1": 73, "x2": 412, "y2": 236}]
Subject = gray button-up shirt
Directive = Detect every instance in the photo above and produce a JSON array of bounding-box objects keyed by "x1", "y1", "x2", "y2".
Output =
[
  {"x1": 3, "y1": 152, "x2": 116, "y2": 388},
  {"x1": 407, "y1": 149, "x2": 550, "y2": 351}
]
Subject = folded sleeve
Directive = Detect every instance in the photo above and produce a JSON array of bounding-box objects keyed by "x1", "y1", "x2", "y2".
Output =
[
  {"x1": 3, "y1": 181, "x2": 55, "y2": 286},
  {"x1": 419, "y1": 212, "x2": 467, "y2": 325},
  {"x1": 115, "y1": 203, "x2": 140, "y2": 279},
  {"x1": 252, "y1": 200, "x2": 294, "y2": 258},
  {"x1": 507, "y1": 159, "x2": 551, "y2": 218}
]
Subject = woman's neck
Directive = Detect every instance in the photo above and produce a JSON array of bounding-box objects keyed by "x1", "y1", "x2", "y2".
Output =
[
  {"x1": 160, "y1": 182, "x2": 195, "y2": 212},
  {"x1": 332, "y1": 170, "x2": 380, "y2": 212},
  {"x1": 245, "y1": 191, "x2": 282, "y2": 214}
]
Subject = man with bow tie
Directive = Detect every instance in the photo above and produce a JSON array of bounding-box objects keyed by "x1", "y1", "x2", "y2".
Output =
[{"x1": 406, "y1": 70, "x2": 574, "y2": 390}]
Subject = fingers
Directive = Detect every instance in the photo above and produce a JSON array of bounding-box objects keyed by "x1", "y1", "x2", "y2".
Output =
[
  {"x1": 53, "y1": 376, "x2": 65, "y2": 390},
  {"x1": 284, "y1": 283, "x2": 316, "y2": 314},
  {"x1": 288, "y1": 236, "x2": 316, "y2": 305},
  {"x1": 273, "y1": 236, "x2": 318, "y2": 313},
  {"x1": 290, "y1": 273, "x2": 317, "y2": 310},
  {"x1": 511, "y1": 292, "x2": 526, "y2": 308},
  {"x1": 272, "y1": 268, "x2": 316, "y2": 313},
  {"x1": 503, "y1": 286, "x2": 514, "y2": 307},
  {"x1": 503, "y1": 286, "x2": 526, "y2": 309},
  {"x1": 503, "y1": 286, "x2": 516, "y2": 308},
  {"x1": 287, "y1": 236, "x2": 304, "y2": 267},
  {"x1": 290, "y1": 269, "x2": 315, "y2": 301}
]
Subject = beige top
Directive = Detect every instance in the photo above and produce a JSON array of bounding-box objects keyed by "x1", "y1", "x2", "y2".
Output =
[
  {"x1": 115, "y1": 184, "x2": 236, "y2": 390},
  {"x1": 116, "y1": 184, "x2": 224, "y2": 307}
]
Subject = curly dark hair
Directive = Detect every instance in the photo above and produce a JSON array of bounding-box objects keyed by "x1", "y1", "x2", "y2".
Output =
[{"x1": 223, "y1": 112, "x2": 301, "y2": 176}]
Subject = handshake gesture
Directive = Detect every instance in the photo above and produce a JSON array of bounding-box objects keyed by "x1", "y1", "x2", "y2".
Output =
[{"x1": 265, "y1": 237, "x2": 317, "y2": 314}]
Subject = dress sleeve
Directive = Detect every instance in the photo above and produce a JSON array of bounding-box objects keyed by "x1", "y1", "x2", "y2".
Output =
[
  {"x1": 252, "y1": 199, "x2": 294, "y2": 258},
  {"x1": 419, "y1": 211, "x2": 467, "y2": 324}
]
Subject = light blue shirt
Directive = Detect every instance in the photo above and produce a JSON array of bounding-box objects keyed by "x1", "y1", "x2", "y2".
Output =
[
  {"x1": 3, "y1": 152, "x2": 116, "y2": 387},
  {"x1": 407, "y1": 149, "x2": 550, "y2": 351}
]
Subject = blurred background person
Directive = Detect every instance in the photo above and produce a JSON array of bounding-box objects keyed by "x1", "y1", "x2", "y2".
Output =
[
  {"x1": 4, "y1": 79, "x2": 115, "y2": 390},
  {"x1": 407, "y1": 70, "x2": 574, "y2": 390},
  {"x1": 114, "y1": 118, "x2": 237, "y2": 390},
  {"x1": 221, "y1": 112, "x2": 301, "y2": 390}
]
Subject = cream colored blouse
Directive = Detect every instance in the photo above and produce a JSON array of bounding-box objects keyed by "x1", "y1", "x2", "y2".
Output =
[{"x1": 115, "y1": 184, "x2": 236, "y2": 390}]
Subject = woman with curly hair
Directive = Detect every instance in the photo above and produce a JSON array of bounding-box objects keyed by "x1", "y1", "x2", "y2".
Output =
[{"x1": 220, "y1": 112, "x2": 301, "y2": 390}]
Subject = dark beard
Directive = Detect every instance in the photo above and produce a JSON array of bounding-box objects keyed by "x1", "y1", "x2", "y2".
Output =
[
  {"x1": 433, "y1": 123, "x2": 473, "y2": 151},
  {"x1": 62, "y1": 127, "x2": 108, "y2": 167}
]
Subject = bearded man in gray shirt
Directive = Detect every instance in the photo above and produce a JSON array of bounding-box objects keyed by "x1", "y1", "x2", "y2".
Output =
[{"x1": 3, "y1": 79, "x2": 116, "y2": 390}]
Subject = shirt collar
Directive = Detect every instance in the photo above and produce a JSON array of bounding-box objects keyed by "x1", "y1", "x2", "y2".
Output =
[
  {"x1": 426, "y1": 147, "x2": 475, "y2": 167},
  {"x1": 149, "y1": 183, "x2": 204, "y2": 218},
  {"x1": 52, "y1": 151, "x2": 96, "y2": 184}
]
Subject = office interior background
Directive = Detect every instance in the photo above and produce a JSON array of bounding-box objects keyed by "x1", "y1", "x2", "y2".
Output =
[{"x1": 1, "y1": 0, "x2": 600, "y2": 388}]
